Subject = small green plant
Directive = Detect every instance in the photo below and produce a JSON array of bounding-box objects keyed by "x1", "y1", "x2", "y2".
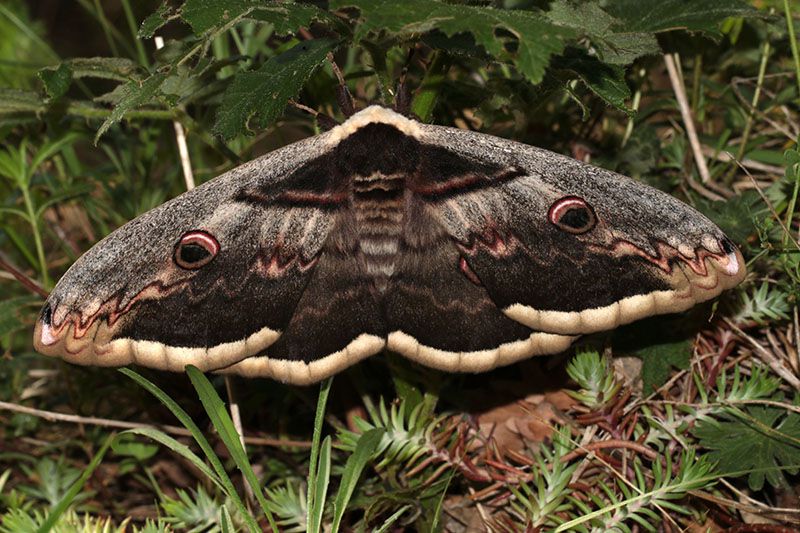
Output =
[{"x1": 566, "y1": 349, "x2": 621, "y2": 409}]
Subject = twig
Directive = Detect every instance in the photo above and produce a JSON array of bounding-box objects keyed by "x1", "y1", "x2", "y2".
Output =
[
  {"x1": 0, "y1": 251, "x2": 48, "y2": 299},
  {"x1": 560, "y1": 439, "x2": 659, "y2": 464},
  {"x1": 0, "y1": 400, "x2": 310, "y2": 448},
  {"x1": 155, "y1": 35, "x2": 249, "y2": 501},
  {"x1": 702, "y1": 146, "x2": 784, "y2": 175},
  {"x1": 664, "y1": 53, "x2": 711, "y2": 183},
  {"x1": 731, "y1": 74, "x2": 800, "y2": 140},
  {"x1": 736, "y1": 158, "x2": 800, "y2": 253},
  {"x1": 724, "y1": 318, "x2": 800, "y2": 390}
]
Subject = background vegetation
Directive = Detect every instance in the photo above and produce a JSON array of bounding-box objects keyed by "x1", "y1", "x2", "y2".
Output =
[{"x1": 1, "y1": 0, "x2": 799, "y2": 530}]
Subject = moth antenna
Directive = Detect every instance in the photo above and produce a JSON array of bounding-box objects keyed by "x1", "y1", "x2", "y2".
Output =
[
  {"x1": 327, "y1": 52, "x2": 355, "y2": 117},
  {"x1": 289, "y1": 100, "x2": 339, "y2": 131}
]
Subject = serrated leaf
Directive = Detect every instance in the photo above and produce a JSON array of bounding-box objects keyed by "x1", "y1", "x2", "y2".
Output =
[
  {"x1": 95, "y1": 73, "x2": 166, "y2": 143},
  {"x1": 38, "y1": 63, "x2": 73, "y2": 100},
  {"x1": 333, "y1": 0, "x2": 574, "y2": 84},
  {"x1": 214, "y1": 38, "x2": 338, "y2": 139},
  {"x1": 139, "y1": 1, "x2": 175, "y2": 39},
  {"x1": 554, "y1": 49, "x2": 632, "y2": 112},
  {"x1": 331, "y1": 428, "x2": 385, "y2": 531},
  {"x1": 634, "y1": 339, "x2": 692, "y2": 394},
  {"x1": 605, "y1": 0, "x2": 759, "y2": 37},
  {"x1": 181, "y1": 0, "x2": 259, "y2": 35},
  {"x1": 0, "y1": 89, "x2": 43, "y2": 115},
  {"x1": 248, "y1": 4, "x2": 338, "y2": 36},
  {"x1": 68, "y1": 57, "x2": 143, "y2": 81},
  {"x1": 695, "y1": 407, "x2": 800, "y2": 491},
  {"x1": 547, "y1": 1, "x2": 660, "y2": 65}
]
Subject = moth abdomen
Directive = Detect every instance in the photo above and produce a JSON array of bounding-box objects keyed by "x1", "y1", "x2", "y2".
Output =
[{"x1": 352, "y1": 172, "x2": 407, "y2": 290}]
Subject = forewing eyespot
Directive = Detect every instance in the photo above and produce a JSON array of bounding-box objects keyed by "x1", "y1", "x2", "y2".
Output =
[
  {"x1": 174, "y1": 230, "x2": 220, "y2": 270},
  {"x1": 548, "y1": 196, "x2": 597, "y2": 234}
]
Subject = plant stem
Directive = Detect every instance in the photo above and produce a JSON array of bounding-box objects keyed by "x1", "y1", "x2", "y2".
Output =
[
  {"x1": 20, "y1": 180, "x2": 50, "y2": 288},
  {"x1": 727, "y1": 37, "x2": 771, "y2": 184},
  {"x1": 691, "y1": 54, "x2": 703, "y2": 114},
  {"x1": 92, "y1": 0, "x2": 121, "y2": 57},
  {"x1": 784, "y1": 0, "x2": 800, "y2": 101},
  {"x1": 121, "y1": 0, "x2": 149, "y2": 68},
  {"x1": 411, "y1": 52, "x2": 449, "y2": 123}
]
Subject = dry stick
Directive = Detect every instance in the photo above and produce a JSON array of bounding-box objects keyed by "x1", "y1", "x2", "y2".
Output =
[
  {"x1": 724, "y1": 318, "x2": 800, "y2": 390},
  {"x1": 737, "y1": 158, "x2": 800, "y2": 254},
  {"x1": 0, "y1": 400, "x2": 310, "y2": 448},
  {"x1": 153, "y1": 35, "x2": 252, "y2": 501},
  {"x1": 664, "y1": 53, "x2": 711, "y2": 183},
  {"x1": 0, "y1": 251, "x2": 48, "y2": 299}
]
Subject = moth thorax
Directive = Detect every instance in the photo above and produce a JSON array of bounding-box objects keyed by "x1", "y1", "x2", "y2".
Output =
[{"x1": 352, "y1": 172, "x2": 405, "y2": 291}]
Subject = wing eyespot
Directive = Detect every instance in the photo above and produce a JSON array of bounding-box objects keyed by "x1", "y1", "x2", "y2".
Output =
[
  {"x1": 174, "y1": 230, "x2": 220, "y2": 270},
  {"x1": 548, "y1": 196, "x2": 597, "y2": 235}
]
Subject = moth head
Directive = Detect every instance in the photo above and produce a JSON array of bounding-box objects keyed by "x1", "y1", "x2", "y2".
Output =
[
  {"x1": 548, "y1": 196, "x2": 597, "y2": 235},
  {"x1": 173, "y1": 230, "x2": 220, "y2": 270}
]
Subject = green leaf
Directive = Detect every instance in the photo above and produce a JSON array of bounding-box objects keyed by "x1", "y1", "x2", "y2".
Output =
[
  {"x1": 214, "y1": 38, "x2": 338, "y2": 139},
  {"x1": 122, "y1": 428, "x2": 222, "y2": 488},
  {"x1": 0, "y1": 89, "x2": 44, "y2": 116},
  {"x1": 139, "y1": 1, "x2": 176, "y2": 39},
  {"x1": 181, "y1": 0, "x2": 259, "y2": 35},
  {"x1": 38, "y1": 58, "x2": 142, "y2": 103},
  {"x1": 37, "y1": 62, "x2": 72, "y2": 100},
  {"x1": 306, "y1": 377, "x2": 333, "y2": 533},
  {"x1": 634, "y1": 338, "x2": 692, "y2": 394},
  {"x1": 695, "y1": 406, "x2": 800, "y2": 491},
  {"x1": 334, "y1": 0, "x2": 574, "y2": 84},
  {"x1": 111, "y1": 432, "x2": 159, "y2": 461},
  {"x1": 553, "y1": 49, "x2": 632, "y2": 112},
  {"x1": 547, "y1": 1, "x2": 660, "y2": 65},
  {"x1": 605, "y1": 0, "x2": 759, "y2": 37},
  {"x1": 330, "y1": 428, "x2": 385, "y2": 531},
  {"x1": 307, "y1": 435, "x2": 331, "y2": 533},
  {"x1": 95, "y1": 73, "x2": 166, "y2": 143},
  {"x1": 119, "y1": 368, "x2": 261, "y2": 533},
  {"x1": 67, "y1": 57, "x2": 143, "y2": 81},
  {"x1": 185, "y1": 366, "x2": 278, "y2": 531},
  {"x1": 247, "y1": 4, "x2": 339, "y2": 36}
]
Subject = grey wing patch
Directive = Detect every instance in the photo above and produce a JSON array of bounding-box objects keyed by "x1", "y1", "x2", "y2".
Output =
[
  {"x1": 415, "y1": 123, "x2": 745, "y2": 336},
  {"x1": 34, "y1": 132, "x2": 344, "y2": 373}
]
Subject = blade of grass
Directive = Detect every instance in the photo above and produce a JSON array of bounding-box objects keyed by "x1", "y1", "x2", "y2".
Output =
[
  {"x1": 36, "y1": 433, "x2": 114, "y2": 533},
  {"x1": 308, "y1": 435, "x2": 332, "y2": 533},
  {"x1": 185, "y1": 365, "x2": 278, "y2": 531},
  {"x1": 373, "y1": 504, "x2": 413, "y2": 533},
  {"x1": 122, "y1": 428, "x2": 224, "y2": 489},
  {"x1": 120, "y1": 0, "x2": 149, "y2": 67},
  {"x1": 330, "y1": 428, "x2": 385, "y2": 531},
  {"x1": 784, "y1": 0, "x2": 800, "y2": 100},
  {"x1": 119, "y1": 367, "x2": 261, "y2": 533},
  {"x1": 306, "y1": 377, "x2": 334, "y2": 531}
]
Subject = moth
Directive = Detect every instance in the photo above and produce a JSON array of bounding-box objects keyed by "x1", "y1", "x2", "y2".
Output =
[{"x1": 34, "y1": 106, "x2": 745, "y2": 385}]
